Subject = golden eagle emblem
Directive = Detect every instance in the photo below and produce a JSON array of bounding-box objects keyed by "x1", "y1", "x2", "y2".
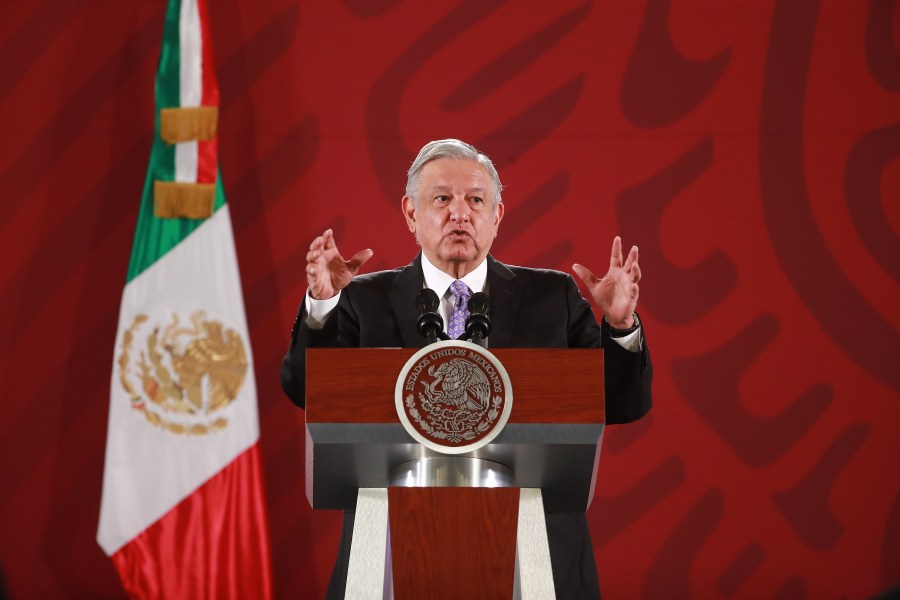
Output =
[
  {"x1": 118, "y1": 310, "x2": 248, "y2": 435},
  {"x1": 425, "y1": 359, "x2": 492, "y2": 412}
]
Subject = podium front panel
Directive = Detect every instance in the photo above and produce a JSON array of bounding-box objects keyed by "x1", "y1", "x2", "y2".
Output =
[{"x1": 306, "y1": 348, "x2": 605, "y2": 512}]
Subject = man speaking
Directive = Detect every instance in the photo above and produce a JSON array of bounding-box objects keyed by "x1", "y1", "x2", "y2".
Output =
[{"x1": 281, "y1": 139, "x2": 653, "y2": 599}]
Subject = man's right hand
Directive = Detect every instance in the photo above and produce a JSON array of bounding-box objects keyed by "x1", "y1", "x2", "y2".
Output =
[{"x1": 306, "y1": 229, "x2": 373, "y2": 300}]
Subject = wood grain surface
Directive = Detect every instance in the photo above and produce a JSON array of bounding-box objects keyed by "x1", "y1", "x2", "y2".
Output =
[
  {"x1": 388, "y1": 487, "x2": 520, "y2": 599},
  {"x1": 306, "y1": 347, "x2": 604, "y2": 424}
]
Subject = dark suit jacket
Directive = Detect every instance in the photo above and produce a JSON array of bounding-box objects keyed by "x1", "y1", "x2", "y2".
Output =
[
  {"x1": 281, "y1": 253, "x2": 653, "y2": 598},
  {"x1": 282, "y1": 254, "x2": 652, "y2": 420}
]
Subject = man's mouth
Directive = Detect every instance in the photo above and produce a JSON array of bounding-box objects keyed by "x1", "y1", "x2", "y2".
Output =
[{"x1": 446, "y1": 230, "x2": 471, "y2": 240}]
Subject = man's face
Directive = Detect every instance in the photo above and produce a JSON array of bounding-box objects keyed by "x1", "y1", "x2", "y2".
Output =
[{"x1": 402, "y1": 158, "x2": 504, "y2": 278}]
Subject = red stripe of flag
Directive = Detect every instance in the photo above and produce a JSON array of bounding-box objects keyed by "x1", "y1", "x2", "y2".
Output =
[
  {"x1": 110, "y1": 444, "x2": 273, "y2": 599},
  {"x1": 196, "y1": 0, "x2": 218, "y2": 184}
]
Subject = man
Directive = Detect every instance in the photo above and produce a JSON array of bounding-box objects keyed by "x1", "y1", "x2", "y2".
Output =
[{"x1": 282, "y1": 139, "x2": 652, "y2": 599}]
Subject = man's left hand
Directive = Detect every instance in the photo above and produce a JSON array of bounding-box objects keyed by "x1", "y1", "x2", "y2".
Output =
[{"x1": 572, "y1": 236, "x2": 641, "y2": 329}]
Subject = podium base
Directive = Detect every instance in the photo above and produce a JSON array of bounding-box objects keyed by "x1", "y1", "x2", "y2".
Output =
[{"x1": 345, "y1": 487, "x2": 555, "y2": 600}]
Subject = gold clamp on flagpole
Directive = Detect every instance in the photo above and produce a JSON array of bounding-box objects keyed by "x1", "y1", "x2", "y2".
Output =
[
  {"x1": 154, "y1": 181, "x2": 215, "y2": 219},
  {"x1": 154, "y1": 106, "x2": 219, "y2": 219}
]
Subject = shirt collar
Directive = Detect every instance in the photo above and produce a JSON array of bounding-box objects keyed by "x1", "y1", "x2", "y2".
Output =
[{"x1": 420, "y1": 253, "x2": 488, "y2": 298}]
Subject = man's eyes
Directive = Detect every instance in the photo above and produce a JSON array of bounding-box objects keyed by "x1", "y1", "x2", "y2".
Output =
[{"x1": 432, "y1": 195, "x2": 485, "y2": 206}]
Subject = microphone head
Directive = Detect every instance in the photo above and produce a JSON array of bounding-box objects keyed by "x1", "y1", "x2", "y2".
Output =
[
  {"x1": 416, "y1": 288, "x2": 440, "y2": 314},
  {"x1": 465, "y1": 314, "x2": 491, "y2": 341},
  {"x1": 418, "y1": 312, "x2": 444, "y2": 341},
  {"x1": 467, "y1": 292, "x2": 490, "y2": 316}
]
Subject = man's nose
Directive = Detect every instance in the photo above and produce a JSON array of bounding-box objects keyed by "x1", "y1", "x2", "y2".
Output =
[{"x1": 448, "y1": 196, "x2": 470, "y2": 222}]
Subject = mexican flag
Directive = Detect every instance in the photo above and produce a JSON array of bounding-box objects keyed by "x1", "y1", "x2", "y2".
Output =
[{"x1": 96, "y1": 0, "x2": 272, "y2": 597}]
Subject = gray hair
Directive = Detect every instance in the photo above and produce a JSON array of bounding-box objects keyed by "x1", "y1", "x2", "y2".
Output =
[{"x1": 405, "y1": 139, "x2": 503, "y2": 212}]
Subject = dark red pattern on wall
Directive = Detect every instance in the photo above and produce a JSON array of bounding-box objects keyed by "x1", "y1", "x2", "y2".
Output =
[{"x1": 0, "y1": 0, "x2": 897, "y2": 598}]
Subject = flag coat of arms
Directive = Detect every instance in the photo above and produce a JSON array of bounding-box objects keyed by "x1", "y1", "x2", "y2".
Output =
[{"x1": 97, "y1": 0, "x2": 272, "y2": 596}]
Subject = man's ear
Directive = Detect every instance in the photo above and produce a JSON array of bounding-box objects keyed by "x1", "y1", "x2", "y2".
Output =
[
  {"x1": 493, "y1": 201, "x2": 505, "y2": 229},
  {"x1": 401, "y1": 195, "x2": 416, "y2": 233}
]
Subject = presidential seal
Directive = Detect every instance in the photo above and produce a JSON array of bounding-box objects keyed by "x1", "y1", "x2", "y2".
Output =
[
  {"x1": 117, "y1": 310, "x2": 248, "y2": 435},
  {"x1": 395, "y1": 340, "x2": 513, "y2": 454}
]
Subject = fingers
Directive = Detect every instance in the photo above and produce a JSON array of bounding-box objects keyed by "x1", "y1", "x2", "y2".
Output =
[
  {"x1": 623, "y1": 244, "x2": 640, "y2": 299},
  {"x1": 308, "y1": 229, "x2": 333, "y2": 249},
  {"x1": 305, "y1": 261, "x2": 320, "y2": 280},
  {"x1": 572, "y1": 263, "x2": 600, "y2": 286},
  {"x1": 306, "y1": 251, "x2": 325, "y2": 297},
  {"x1": 322, "y1": 228, "x2": 336, "y2": 251},
  {"x1": 307, "y1": 229, "x2": 340, "y2": 262},
  {"x1": 305, "y1": 227, "x2": 374, "y2": 295},
  {"x1": 623, "y1": 244, "x2": 638, "y2": 270},
  {"x1": 308, "y1": 229, "x2": 335, "y2": 250},
  {"x1": 306, "y1": 240, "x2": 326, "y2": 279},
  {"x1": 306, "y1": 231, "x2": 333, "y2": 297},
  {"x1": 347, "y1": 249, "x2": 374, "y2": 272},
  {"x1": 306, "y1": 244, "x2": 323, "y2": 267},
  {"x1": 307, "y1": 229, "x2": 329, "y2": 261},
  {"x1": 609, "y1": 236, "x2": 623, "y2": 268}
]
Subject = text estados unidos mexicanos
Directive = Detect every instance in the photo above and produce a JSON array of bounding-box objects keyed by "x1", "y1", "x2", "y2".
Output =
[{"x1": 403, "y1": 349, "x2": 503, "y2": 394}]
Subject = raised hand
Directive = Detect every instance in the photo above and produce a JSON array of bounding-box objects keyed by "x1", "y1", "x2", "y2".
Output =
[
  {"x1": 572, "y1": 236, "x2": 641, "y2": 329},
  {"x1": 306, "y1": 229, "x2": 373, "y2": 300}
]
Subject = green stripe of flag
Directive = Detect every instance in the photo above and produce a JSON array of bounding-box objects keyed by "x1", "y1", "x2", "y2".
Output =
[
  {"x1": 126, "y1": 0, "x2": 225, "y2": 283},
  {"x1": 127, "y1": 176, "x2": 226, "y2": 283}
]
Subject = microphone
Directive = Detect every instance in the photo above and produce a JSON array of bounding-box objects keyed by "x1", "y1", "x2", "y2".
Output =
[
  {"x1": 415, "y1": 288, "x2": 445, "y2": 345},
  {"x1": 465, "y1": 292, "x2": 491, "y2": 348}
]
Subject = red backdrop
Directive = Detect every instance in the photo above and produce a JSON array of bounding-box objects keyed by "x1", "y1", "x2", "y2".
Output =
[{"x1": 1, "y1": 0, "x2": 898, "y2": 598}]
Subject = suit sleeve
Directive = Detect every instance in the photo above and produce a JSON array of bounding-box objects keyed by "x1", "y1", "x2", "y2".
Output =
[
  {"x1": 564, "y1": 275, "x2": 653, "y2": 425},
  {"x1": 280, "y1": 300, "x2": 336, "y2": 409},
  {"x1": 280, "y1": 291, "x2": 362, "y2": 409}
]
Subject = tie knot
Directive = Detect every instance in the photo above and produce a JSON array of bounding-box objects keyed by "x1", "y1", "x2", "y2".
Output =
[{"x1": 449, "y1": 280, "x2": 471, "y2": 303}]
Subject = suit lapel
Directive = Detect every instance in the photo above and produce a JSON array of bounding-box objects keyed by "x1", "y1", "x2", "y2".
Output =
[
  {"x1": 389, "y1": 253, "x2": 427, "y2": 348},
  {"x1": 486, "y1": 256, "x2": 520, "y2": 347}
]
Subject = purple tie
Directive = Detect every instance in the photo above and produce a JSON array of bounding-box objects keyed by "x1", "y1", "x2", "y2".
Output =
[{"x1": 448, "y1": 280, "x2": 471, "y2": 340}]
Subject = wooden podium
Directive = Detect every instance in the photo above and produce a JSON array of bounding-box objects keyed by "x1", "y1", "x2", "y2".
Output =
[{"x1": 305, "y1": 347, "x2": 605, "y2": 599}]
